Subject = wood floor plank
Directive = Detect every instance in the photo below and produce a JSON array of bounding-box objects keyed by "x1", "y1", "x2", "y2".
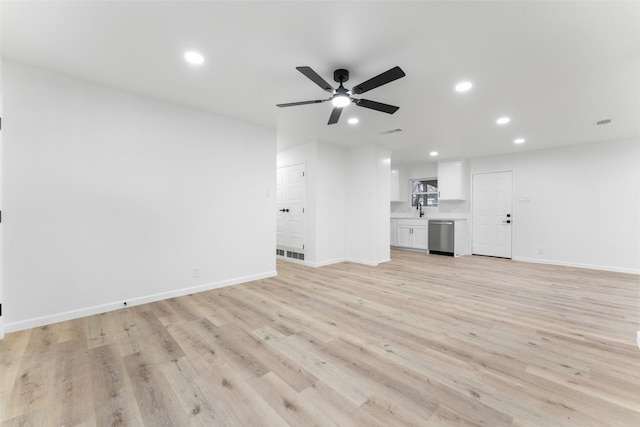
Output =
[
  {"x1": 252, "y1": 371, "x2": 329, "y2": 427},
  {"x1": 89, "y1": 343, "x2": 145, "y2": 426},
  {"x1": 0, "y1": 329, "x2": 31, "y2": 411},
  {"x1": 270, "y1": 332, "x2": 379, "y2": 406},
  {"x1": 2, "y1": 329, "x2": 61, "y2": 421},
  {"x1": 85, "y1": 311, "x2": 119, "y2": 350},
  {"x1": 201, "y1": 362, "x2": 289, "y2": 427},
  {"x1": 47, "y1": 340, "x2": 96, "y2": 426},
  {"x1": 122, "y1": 350, "x2": 188, "y2": 427},
  {"x1": 2, "y1": 250, "x2": 639, "y2": 426},
  {"x1": 156, "y1": 356, "x2": 226, "y2": 426}
]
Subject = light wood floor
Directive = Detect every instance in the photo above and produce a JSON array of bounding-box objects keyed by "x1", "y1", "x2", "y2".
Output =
[{"x1": 2, "y1": 250, "x2": 639, "y2": 426}]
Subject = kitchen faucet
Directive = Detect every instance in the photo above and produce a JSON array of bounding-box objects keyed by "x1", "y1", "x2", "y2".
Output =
[{"x1": 417, "y1": 202, "x2": 424, "y2": 218}]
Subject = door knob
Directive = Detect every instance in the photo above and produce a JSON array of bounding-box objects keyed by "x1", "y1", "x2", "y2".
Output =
[
  {"x1": 279, "y1": 208, "x2": 290, "y2": 212},
  {"x1": 285, "y1": 209, "x2": 290, "y2": 212}
]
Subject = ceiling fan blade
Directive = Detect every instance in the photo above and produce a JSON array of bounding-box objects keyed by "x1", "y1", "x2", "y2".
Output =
[
  {"x1": 327, "y1": 107, "x2": 343, "y2": 125},
  {"x1": 296, "y1": 66, "x2": 334, "y2": 93},
  {"x1": 352, "y1": 66, "x2": 406, "y2": 95},
  {"x1": 276, "y1": 99, "x2": 329, "y2": 108},
  {"x1": 354, "y1": 99, "x2": 400, "y2": 114}
]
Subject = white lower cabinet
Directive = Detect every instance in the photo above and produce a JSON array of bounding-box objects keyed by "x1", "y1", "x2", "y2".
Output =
[{"x1": 393, "y1": 219, "x2": 428, "y2": 250}]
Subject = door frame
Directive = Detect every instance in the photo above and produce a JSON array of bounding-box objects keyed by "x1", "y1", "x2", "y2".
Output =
[
  {"x1": 471, "y1": 170, "x2": 514, "y2": 259},
  {"x1": 276, "y1": 162, "x2": 306, "y2": 260}
]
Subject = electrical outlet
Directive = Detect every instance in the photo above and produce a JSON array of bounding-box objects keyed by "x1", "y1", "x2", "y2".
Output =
[{"x1": 193, "y1": 267, "x2": 200, "y2": 278}]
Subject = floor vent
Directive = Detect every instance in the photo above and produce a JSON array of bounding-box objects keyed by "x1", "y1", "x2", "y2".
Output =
[{"x1": 276, "y1": 249, "x2": 285, "y2": 256}]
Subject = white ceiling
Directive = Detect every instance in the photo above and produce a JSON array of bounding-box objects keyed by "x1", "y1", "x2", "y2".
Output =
[{"x1": 2, "y1": 1, "x2": 639, "y2": 165}]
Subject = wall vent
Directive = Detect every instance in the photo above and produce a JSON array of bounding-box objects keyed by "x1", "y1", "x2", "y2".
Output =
[
  {"x1": 286, "y1": 251, "x2": 305, "y2": 261},
  {"x1": 277, "y1": 248, "x2": 305, "y2": 260},
  {"x1": 380, "y1": 128, "x2": 403, "y2": 135}
]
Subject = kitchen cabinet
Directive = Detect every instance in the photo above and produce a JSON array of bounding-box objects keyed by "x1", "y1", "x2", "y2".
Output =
[
  {"x1": 393, "y1": 219, "x2": 428, "y2": 250},
  {"x1": 453, "y1": 219, "x2": 469, "y2": 256},
  {"x1": 438, "y1": 160, "x2": 464, "y2": 200}
]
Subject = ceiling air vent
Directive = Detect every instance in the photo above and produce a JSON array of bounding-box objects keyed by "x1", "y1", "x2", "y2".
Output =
[
  {"x1": 595, "y1": 118, "x2": 613, "y2": 125},
  {"x1": 380, "y1": 128, "x2": 403, "y2": 135}
]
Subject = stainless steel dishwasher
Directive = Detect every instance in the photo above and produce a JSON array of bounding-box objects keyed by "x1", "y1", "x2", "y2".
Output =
[{"x1": 428, "y1": 220, "x2": 454, "y2": 256}]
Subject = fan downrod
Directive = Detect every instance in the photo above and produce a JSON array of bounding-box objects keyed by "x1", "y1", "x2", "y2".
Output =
[{"x1": 333, "y1": 69, "x2": 349, "y2": 84}]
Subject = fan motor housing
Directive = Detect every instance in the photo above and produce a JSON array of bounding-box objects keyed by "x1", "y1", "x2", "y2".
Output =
[{"x1": 333, "y1": 69, "x2": 349, "y2": 83}]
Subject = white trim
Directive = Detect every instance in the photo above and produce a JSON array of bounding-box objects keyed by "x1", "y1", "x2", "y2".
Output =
[
  {"x1": 513, "y1": 257, "x2": 639, "y2": 275},
  {"x1": 3, "y1": 270, "x2": 277, "y2": 334},
  {"x1": 345, "y1": 257, "x2": 380, "y2": 267},
  {"x1": 471, "y1": 170, "x2": 514, "y2": 259},
  {"x1": 306, "y1": 257, "x2": 347, "y2": 268},
  {"x1": 276, "y1": 255, "x2": 308, "y2": 266}
]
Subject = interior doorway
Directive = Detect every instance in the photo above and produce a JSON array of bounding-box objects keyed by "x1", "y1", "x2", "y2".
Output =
[
  {"x1": 276, "y1": 163, "x2": 306, "y2": 260},
  {"x1": 472, "y1": 171, "x2": 513, "y2": 258}
]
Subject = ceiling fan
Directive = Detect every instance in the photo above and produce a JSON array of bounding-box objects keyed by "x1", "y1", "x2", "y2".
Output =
[{"x1": 276, "y1": 66, "x2": 406, "y2": 125}]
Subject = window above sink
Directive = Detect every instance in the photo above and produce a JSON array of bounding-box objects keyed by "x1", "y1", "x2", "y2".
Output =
[{"x1": 411, "y1": 179, "x2": 438, "y2": 207}]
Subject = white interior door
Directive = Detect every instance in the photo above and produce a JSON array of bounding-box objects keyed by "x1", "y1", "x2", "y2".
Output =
[
  {"x1": 472, "y1": 171, "x2": 513, "y2": 258},
  {"x1": 276, "y1": 163, "x2": 305, "y2": 252}
]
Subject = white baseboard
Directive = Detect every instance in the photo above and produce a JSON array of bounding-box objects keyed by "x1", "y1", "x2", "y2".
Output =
[
  {"x1": 345, "y1": 257, "x2": 380, "y2": 267},
  {"x1": 3, "y1": 270, "x2": 277, "y2": 335},
  {"x1": 513, "y1": 257, "x2": 639, "y2": 275},
  {"x1": 306, "y1": 257, "x2": 347, "y2": 268}
]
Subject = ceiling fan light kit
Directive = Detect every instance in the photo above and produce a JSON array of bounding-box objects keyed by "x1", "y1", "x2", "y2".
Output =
[{"x1": 277, "y1": 65, "x2": 406, "y2": 125}]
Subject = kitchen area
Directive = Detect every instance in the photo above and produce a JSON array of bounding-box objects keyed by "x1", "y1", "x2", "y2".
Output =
[{"x1": 390, "y1": 160, "x2": 469, "y2": 257}]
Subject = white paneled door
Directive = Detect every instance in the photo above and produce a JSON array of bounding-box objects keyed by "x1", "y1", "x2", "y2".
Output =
[
  {"x1": 276, "y1": 163, "x2": 305, "y2": 253},
  {"x1": 472, "y1": 171, "x2": 513, "y2": 258}
]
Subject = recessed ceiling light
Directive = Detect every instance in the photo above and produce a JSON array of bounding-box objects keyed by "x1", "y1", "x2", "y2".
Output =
[
  {"x1": 184, "y1": 51, "x2": 204, "y2": 65},
  {"x1": 496, "y1": 117, "x2": 510, "y2": 125},
  {"x1": 455, "y1": 81, "x2": 472, "y2": 92},
  {"x1": 514, "y1": 138, "x2": 525, "y2": 144},
  {"x1": 348, "y1": 117, "x2": 359, "y2": 125},
  {"x1": 430, "y1": 151, "x2": 438, "y2": 156}
]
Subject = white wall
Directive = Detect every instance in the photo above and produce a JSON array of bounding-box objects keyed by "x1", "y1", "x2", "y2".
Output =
[
  {"x1": 277, "y1": 141, "x2": 347, "y2": 266},
  {"x1": 394, "y1": 138, "x2": 640, "y2": 273},
  {"x1": 391, "y1": 161, "x2": 470, "y2": 219},
  {"x1": 277, "y1": 141, "x2": 315, "y2": 261},
  {"x1": 0, "y1": 6, "x2": 4, "y2": 338},
  {"x1": 315, "y1": 142, "x2": 346, "y2": 264},
  {"x1": 346, "y1": 145, "x2": 391, "y2": 265},
  {"x1": 469, "y1": 139, "x2": 640, "y2": 273},
  {"x1": 278, "y1": 141, "x2": 389, "y2": 267},
  {"x1": 2, "y1": 61, "x2": 277, "y2": 333}
]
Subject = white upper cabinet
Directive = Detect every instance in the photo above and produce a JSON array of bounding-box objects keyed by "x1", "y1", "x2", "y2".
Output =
[{"x1": 437, "y1": 160, "x2": 465, "y2": 200}]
